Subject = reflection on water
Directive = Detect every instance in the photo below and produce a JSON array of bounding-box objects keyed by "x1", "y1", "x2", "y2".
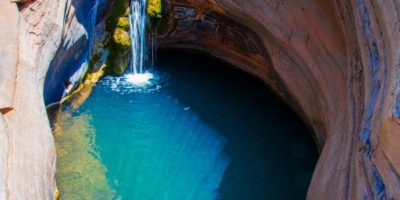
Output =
[{"x1": 51, "y1": 109, "x2": 116, "y2": 199}]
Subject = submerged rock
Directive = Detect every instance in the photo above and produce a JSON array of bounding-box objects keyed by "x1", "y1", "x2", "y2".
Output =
[
  {"x1": 0, "y1": 0, "x2": 400, "y2": 199},
  {"x1": 52, "y1": 110, "x2": 116, "y2": 199}
]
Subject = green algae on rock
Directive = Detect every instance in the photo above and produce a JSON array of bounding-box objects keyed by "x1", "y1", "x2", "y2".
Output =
[
  {"x1": 117, "y1": 17, "x2": 130, "y2": 30},
  {"x1": 52, "y1": 110, "x2": 116, "y2": 199},
  {"x1": 104, "y1": 0, "x2": 131, "y2": 75},
  {"x1": 101, "y1": 0, "x2": 164, "y2": 75},
  {"x1": 147, "y1": 0, "x2": 162, "y2": 19},
  {"x1": 113, "y1": 27, "x2": 131, "y2": 46}
]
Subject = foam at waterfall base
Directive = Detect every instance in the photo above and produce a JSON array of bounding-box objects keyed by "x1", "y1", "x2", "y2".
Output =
[
  {"x1": 102, "y1": 71, "x2": 167, "y2": 94},
  {"x1": 126, "y1": 72, "x2": 153, "y2": 87}
]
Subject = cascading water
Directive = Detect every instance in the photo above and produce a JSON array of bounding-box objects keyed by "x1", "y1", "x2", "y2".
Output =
[
  {"x1": 51, "y1": 51, "x2": 319, "y2": 199},
  {"x1": 129, "y1": 0, "x2": 147, "y2": 74},
  {"x1": 127, "y1": 0, "x2": 154, "y2": 87}
]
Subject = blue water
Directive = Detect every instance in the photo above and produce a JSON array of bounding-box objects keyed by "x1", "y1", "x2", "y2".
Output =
[{"x1": 51, "y1": 50, "x2": 318, "y2": 199}]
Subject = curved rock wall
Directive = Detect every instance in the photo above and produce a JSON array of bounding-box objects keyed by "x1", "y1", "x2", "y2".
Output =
[
  {"x1": 0, "y1": 0, "x2": 66, "y2": 199},
  {"x1": 43, "y1": 0, "x2": 106, "y2": 105},
  {"x1": 0, "y1": 0, "x2": 103, "y2": 199},
  {"x1": 43, "y1": 0, "x2": 91, "y2": 105},
  {"x1": 0, "y1": 0, "x2": 399, "y2": 199},
  {"x1": 159, "y1": 0, "x2": 400, "y2": 199},
  {"x1": 0, "y1": 0, "x2": 66, "y2": 198}
]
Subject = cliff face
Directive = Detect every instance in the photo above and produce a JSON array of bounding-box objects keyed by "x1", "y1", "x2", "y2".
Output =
[
  {"x1": 0, "y1": 0, "x2": 399, "y2": 199},
  {"x1": 0, "y1": 0, "x2": 100, "y2": 199},
  {"x1": 43, "y1": 0, "x2": 97, "y2": 105},
  {"x1": 159, "y1": 0, "x2": 400, "y2": 199},
  {"x1": 0, "y1": 0, "x2": 66, "y2": 199}
]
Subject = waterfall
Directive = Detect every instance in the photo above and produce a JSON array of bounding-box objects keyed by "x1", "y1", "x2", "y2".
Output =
[
  {"x1": 129, "y1": 0, "x2": 148, "y2": 75},
  {"x1": 126, "y1": 0, "x2": 154, "y2": 87}
]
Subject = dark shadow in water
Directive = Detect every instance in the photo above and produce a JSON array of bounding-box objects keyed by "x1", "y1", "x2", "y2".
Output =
[{"x1": 156, "y1": 49, "x2": 319, "y2": 200}]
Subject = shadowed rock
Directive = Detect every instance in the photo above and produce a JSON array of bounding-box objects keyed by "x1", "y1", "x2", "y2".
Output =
[{"x1": 0, "y1": 0, "x2": 399, "y2": 199}]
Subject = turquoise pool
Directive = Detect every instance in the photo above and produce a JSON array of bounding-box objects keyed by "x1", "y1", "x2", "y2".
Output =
[{"x1": 50, "y1": 50, "x2": 318, "y2": 200}]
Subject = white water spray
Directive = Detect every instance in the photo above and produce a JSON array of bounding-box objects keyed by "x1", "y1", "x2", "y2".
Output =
[
  {"x1": 129, "y1": 0, "x2": 148, "y2": 74},
  {"x1": 127, "y1": 0, "x2": 154, "y2": 87}
]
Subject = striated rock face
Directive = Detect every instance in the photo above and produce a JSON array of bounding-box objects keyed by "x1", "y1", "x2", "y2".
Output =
[
  {"x1": 0, "y1": 0, "x2": 63, "y2": 199},
  {"x1": 0, "y1": 0, "x2": 67, "y2": 198},
  {"x1": 0, "y1": 0, "x2": 100, "y2": 199},
  {"x1": 43, "y1": 0, "x2": 102, "y2": 105},
  {"x1": 158, "y1": 0, "x2": 400, "y2": 199},
  {"x1": 0, "y1": 1, "x2": 18, "y2": 113},
  {"x1": 0, "y1": 0, "x2": 399, "y2": 199}
]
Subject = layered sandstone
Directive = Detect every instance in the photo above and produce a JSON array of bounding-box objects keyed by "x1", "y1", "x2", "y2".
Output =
[
  {"x1": 0, "y1": 0, "x2": 98, "y2": 199},
  {"x1": 158, "y1": 0, "x2": 400, "y2": 199},
  {"x1": 0, "y1": 0, "x2": 65, "y2": 198},
  {"x1": 0, "y1": 0, "x2": 399, "y2": 199}
]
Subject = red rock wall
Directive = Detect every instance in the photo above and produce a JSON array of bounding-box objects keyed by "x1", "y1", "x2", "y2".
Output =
[
  {"x1": 1, "y1": 0, "x2": 399, "y2": 199},
  {"x1": 0, "y1": 0, "x2": 87, "y2": 199},
  {"x1": 159, "y1": 0, "x2": 400, "y2": 199}
]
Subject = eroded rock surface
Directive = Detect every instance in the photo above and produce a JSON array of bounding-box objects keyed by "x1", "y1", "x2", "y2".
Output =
[
  {"x1": 159, "y1": 0, "x2": 400, "y2": 199},
  {"x1": 0, "y1": 0, "x2": 399, "y2": 199},
  {"x1": 0, "y1": 0, "x2": 18, "y2": 112},
  {"x1": 0, "y1": 0, "x2": 67, "y2": 199},
  {"x1": 0, "y1": 0, "x2": 99, "y2": 199}
]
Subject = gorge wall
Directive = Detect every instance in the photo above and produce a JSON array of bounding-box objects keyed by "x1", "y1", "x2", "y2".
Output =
[
  {"x1": 0, "y1": 0, "x2": 102, "y2": 199},
  {"x1": 158, "y1": 0, "x2": 400, "y2": 199},
  {"x1": 0, "y1": 0, "x2": 399, "y2": 199}
]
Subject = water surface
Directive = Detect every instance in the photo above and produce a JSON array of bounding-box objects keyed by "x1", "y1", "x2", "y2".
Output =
[{"x1": 51, "y1": 50, "x2": 318, "y2": 199}]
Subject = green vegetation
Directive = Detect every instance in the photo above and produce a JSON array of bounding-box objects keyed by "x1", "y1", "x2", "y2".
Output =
[
  {"x1": 147, "y1": 0, "x2": 162, "y2": 19},
  {"x1": 104, "y1": 0, "x2": 131, "y2": 75},
  {"x1": 117, "y1": 17, "x2": 130, "y2": 30},
  {"x1": 113, "y1": 27, "x2": 131, "y2": 46},
  {"x1": 102, "y1": 0, "x2": 165, "y2": 75},
  {"x1": 106, "y1": 0, "x2": 130, "y2": 32}
]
